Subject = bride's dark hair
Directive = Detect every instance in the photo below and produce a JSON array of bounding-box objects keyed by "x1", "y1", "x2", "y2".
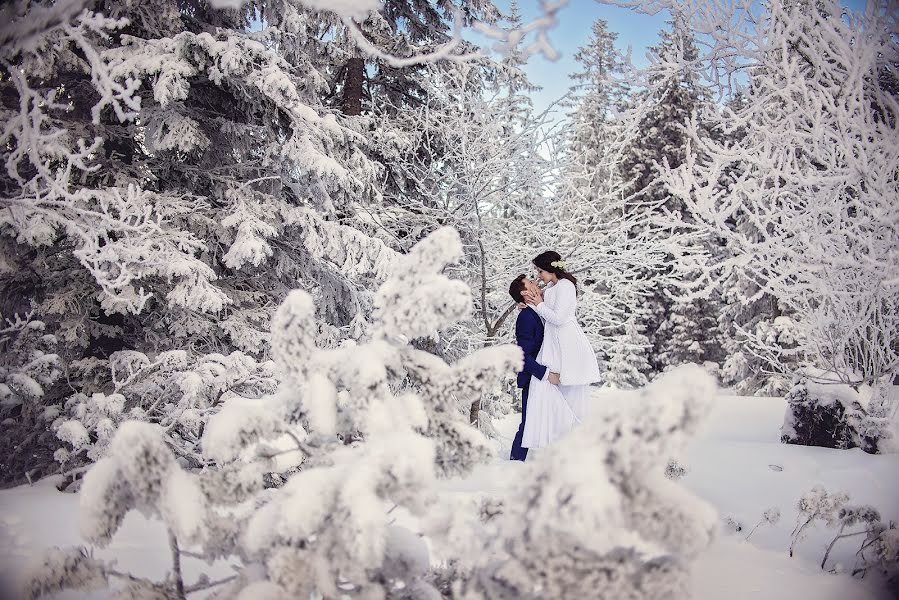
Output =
[{"x1": 533, "y1": 251, "x2": 578, "y2": 290}]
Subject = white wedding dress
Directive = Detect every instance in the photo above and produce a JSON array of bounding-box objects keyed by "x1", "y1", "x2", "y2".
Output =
[{"x1": 521, "y1": 279, "x2": 601, "y2": 449}]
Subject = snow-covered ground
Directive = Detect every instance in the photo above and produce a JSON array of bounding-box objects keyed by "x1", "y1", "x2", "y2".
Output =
[
  {"x1": 1, "y1": 393, "x2": 896, "y2": 599},
  {"x1": 671, "y1": 394, "x2": 895, "y2": 599}
]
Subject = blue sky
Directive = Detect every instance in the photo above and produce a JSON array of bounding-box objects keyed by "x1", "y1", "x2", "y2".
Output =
[
  {"x1": 471, "y1": 1, "x2": 672, "y2": 114},
  {"x1": 470, "y1": 0, "x2": 870, "y2": 115}
]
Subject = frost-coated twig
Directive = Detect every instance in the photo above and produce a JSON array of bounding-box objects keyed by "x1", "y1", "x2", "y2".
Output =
[
  {"x1": 744, "y1": 519, "x2": 764, "y2": 542},
  {"x1": 168, "y1": 530, "x2": 186, "y2": 600},
  {"x1": 184, "y1": 574, "x2": 237, "y2": 594},
  {"x1": 341, "y1": 11, "x2": 480, "y2": 68},
  {"x1": 108, "y1": 568, "x2": 147, "y2": 584},
  {"x1": 820, "y1": 525, "x2": 868, "y2": 570},
  {"x1": 790, "y1": 515, "x2": 815, "y2": 557}
]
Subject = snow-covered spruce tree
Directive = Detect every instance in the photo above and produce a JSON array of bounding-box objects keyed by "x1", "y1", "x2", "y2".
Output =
[
  {"x1": 441, "y1": 364, "x2": 718, "y2": 599},
  {"x1": 549, "y1": 17, "x2": 701, "y2": 370},
  {"x1": 0, "y1": 0, "x2": 406, "y2": 483},
  {"x1": 606, "y1": 317, "x2": 652, "y2": 389},
  {"x1": 0, "y1": 314, "x2": 61, "y2": 483},
  {"x1": 551, "y1": 18, "x2": 635, "y2": 361},
  {"x1": 92, "y1": 0, "x2": 391, "y2": 339},
  {"x1": 710, "y1": 93, "x2": 800, "y2": 396},
  {"x1": 656, "y1": 296, "x2": 724, "y2": 371},
  {"x1": 616, "y1": 13, "x2": 725, "y2": 375},
  {"x1": 643, "y1": 0, "x2": 898, "y2": 448},
  {"x1": 24, "y1": 227, "x2": 521, "y2": 599},
  {"x1": 563, "y1": 18, "x2": 628, "y2": 213}
]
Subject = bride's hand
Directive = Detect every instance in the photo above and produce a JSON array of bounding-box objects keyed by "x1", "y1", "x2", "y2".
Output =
[{"x1": 522, "y1": 288, "x2": 543, "y2": 305}]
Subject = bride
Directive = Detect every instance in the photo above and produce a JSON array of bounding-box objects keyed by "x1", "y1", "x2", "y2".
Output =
[{"x1": 520, "y1": 251, "x2": 600, "y2": 449}]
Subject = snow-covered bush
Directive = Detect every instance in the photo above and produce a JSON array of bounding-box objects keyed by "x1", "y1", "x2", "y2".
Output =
[
  {"x1": 781, "y1": 370, "x2": 893, "y2": 454},
  {"x1": 789, "y1": 490, "x2": 898, "y2": 585},
  {"x1": 789, "y1": 485, "x2": 850, "y2": 557},
  {"x1": 24, "y1": 227, "x2": 522, "y2": 598},
  {"x1": 854, "y1": 521, "x2": 899, "y2": 585},
  {"x1": 23, "y1": 421, "x2": 212, "y2": 599},
  {"x1": 52, "y1": 350, "x2": 277, "y2": 475},
  {"x1": 664, "y1": 458, "x2": 689, "y2": 481},
  {"x1": 819, "y1": 505, "x2": 883, "y2": 571},
  {"x1": 445, "y1": 364, "x2": 718, "y2": 599},
  {"x1": 0, "y1": 314, "x2": 62, "y2": 485},
  {"x1": 722, "y1": 516, "x2": 744, "y2": 534},
  {"x1": 745, "y1": 508, "x2": 781, "y2": 542},
  {"x1": 788, "y1": 489, "x2": 899, "y2": 592}
]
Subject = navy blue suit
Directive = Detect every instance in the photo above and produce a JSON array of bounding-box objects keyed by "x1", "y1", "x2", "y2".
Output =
[{"x1": 511, "y1": 307, "x2": 547, "y2": 461}]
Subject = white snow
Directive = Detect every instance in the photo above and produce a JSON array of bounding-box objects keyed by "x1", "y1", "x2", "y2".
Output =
[
  {"x1": 201, "y1": 396, "x2": 285, "y2": 463},
  {"x1": 2, "y1": 391, "x2": 897, "y2": 598},
  {"x1": 54, "y1": 420, "x2": 90, "y2": 450}
]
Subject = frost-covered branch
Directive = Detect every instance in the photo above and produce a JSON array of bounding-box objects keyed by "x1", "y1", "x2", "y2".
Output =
[{"x1": 618, "y1": 0, "x2": 899, "y2": 386}]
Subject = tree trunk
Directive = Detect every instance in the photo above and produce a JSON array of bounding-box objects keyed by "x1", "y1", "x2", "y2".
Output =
[
  {"x1": 341, "y1": 57, "x2": 364, "y2": 116},
  {"x1": 469, "y1": 399, "x2": 480, "y2": 427}
]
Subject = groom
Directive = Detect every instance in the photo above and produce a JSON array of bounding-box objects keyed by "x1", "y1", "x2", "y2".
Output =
[{"x1": 509, "y1": 275, "x2": 548, "y2": 461}]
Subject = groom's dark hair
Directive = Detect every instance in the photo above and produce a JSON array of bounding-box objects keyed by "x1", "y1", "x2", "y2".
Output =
[{"x1": 509, "y1": 274, "x2": 527, "y2": 303}]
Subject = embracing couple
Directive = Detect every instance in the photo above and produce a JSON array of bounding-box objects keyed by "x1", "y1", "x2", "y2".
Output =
[{"x1": 509, "y1": 251, "x2": 601, "y2": 461}]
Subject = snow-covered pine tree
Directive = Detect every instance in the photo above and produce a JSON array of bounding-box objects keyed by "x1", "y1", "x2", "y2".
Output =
[
  {"x1": 656, "y1": 297, "x2": 724, "y2": 370},
  {"x1": 606, "y1": 317, "x2": 652, "y2": 389},
  {"x1": 643, "y1": 0, "x2": 898, "y2": 447},
  {"x1": 564, "y1": 18, "x2": 628, "y2": 211},
  {"x1": 616, "y1": 13, "x2": 724, "y2": 375},
  {"x1": 1, "y1": 0, "x2": 407, "y2": 483},
  {"x1": 491, "y1": 1, "x2": 540, "y2": 122},
  {"x1": 24, "y1": 227, "x2": 522, "y2": 599},
  {"x1": 549, "y1": 17, "x2": 697, "y2": 372}
]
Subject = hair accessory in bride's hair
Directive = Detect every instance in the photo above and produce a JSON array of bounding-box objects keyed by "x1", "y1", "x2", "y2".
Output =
[{"x1": 550, "y1": 260, "x2": 566, "y2": 269}]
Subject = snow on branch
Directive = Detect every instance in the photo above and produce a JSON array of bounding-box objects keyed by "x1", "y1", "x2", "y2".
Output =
[
  {"x1": 374, "y1": 226, "x2": 471, "y2": 341},
  {"x1": 473, "y1": 0, "x2": 570, "y2": 61},
  {"x1": 619, "y1": 0, "x2": 899, "y2": 385},
  {"x1": 209, "y1": 0, "x2": 569, "y2": 64},
  {"x1": 341, "y1": 9, "x2": 482, "y2": 67},
  {"x1": 79, "y1": 422, "x2": 208, "y2": 546},
  {"x1": 0, "y1": 0, "x2": 91, "y2": 51},
  {"x1": 448, "y1": 365, "x2": 719, "y2": 599}
]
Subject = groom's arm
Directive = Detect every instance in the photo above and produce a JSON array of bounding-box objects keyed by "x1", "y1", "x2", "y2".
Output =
[
  {"x1": 523, "y1": 354, "x2": 548, "y2": 381},
  {"x1": 516, "y1": 317, "x2": 548, "y2": 381}
]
